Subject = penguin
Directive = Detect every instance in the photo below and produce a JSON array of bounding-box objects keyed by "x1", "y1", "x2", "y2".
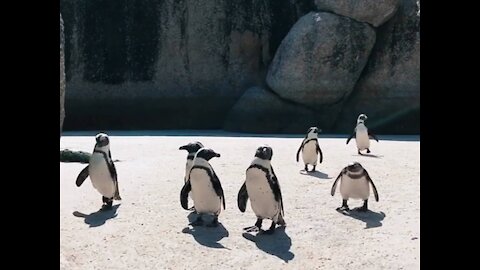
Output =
[
  {"x1": 179, "y1": 141, "x2": 204, "y2": 183},
  {"x1": 179, "y1": 141, "x2": 204, "y2": 211},
  {"x1": 346, "y1": 114, "x2": 379, "y2": 155},
  {"x1": 180, "y1": 148, "x2": 225, "y2": 227},
  {"x1": 76, "y1": 133, "x2": 121, "y2": 211},
  {"x1": 330, "y1": 162, "x2": 379, "y2": 212},
  {"x1": 238, "y1": 145, "x2": 286, "y2": 235},
  {"x1": 296, "y1": 127, "x2": 323, "y2": 172}
]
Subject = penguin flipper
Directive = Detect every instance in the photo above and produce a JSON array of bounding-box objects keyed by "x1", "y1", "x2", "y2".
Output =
[
  {"x1": 270, "y1": 167, "x2": 284, "y2": 216},
  {"x1": 212, "y1": 170, "x2": 226, "y2": 210},
  {"x1": 346, "y1": 132, "x2": 356, "y2": 144},
  {"x1": 113, "y1": 182, "x2": 122, "y2": 200},
  {"x1": 75, "y1": 165, "x2": 89, "y2": 187},
  {"x1": 296, "y1": 142, "x2": 303, "y2": 162},
  {"x1": 316, "y1": 143, "x2": 323, "y2": 163},
  {"x1": 365, "y1": 171, "x2": 379, "y2": 202},
  {"x1": 180, "y1": 180, "x2": 192, "y2": 210},
  {"x1": 368, "y1": 131, "x2": 379, "y2": 142},
  {"x1": 237, "y1": 182, "x2": 249, "y2": 212},
  {"x1": 330, "y1": 170, "x2": 344, "y2": 196}
]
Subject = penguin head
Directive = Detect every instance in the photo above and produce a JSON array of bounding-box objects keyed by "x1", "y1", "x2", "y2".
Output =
[
  {"x1": 307, "y1": 127, "x2": 322, "y2": 138},
  {"x1": 179, "y1": 141, "x2": 204, "y2": 154},
  {"x1": 254, "y1": 145, "x2": 273, "y2": 160},
  {"x1": 346, "y1": 162, "x2": 364, "y2": 173},
  {"x1": 195, "y1": 148, "x2": 220, "y2": 161},
  {"x1": 95, "y1": 133, "x2": 110, "y2": 148},
  {"x1": 357, "y1": 114, "x2": 368, "y2": 124}
]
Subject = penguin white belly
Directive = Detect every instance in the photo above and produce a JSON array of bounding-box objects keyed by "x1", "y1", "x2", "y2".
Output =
[
  {"x1": 339, "y1": 176, "x2": 370, "y2": 200},
  {"x1": 184, "y1": 160, "x2": 193, "y2": 182},
  {"x1": 89, "y1": 154, "x2": 115, "y2": 198},
  {"x1": 302, "y1": 141, "x2": 318, "y2": 165},
  {"x1": 246, "y1": 168, "x2": 279, "y2": 220},
  {"x1": 189, "y1": 169, "x2": 221, "y2": 215},
  {"x1": 356, "y1": 128, "x2": 370, "y2": 150}
]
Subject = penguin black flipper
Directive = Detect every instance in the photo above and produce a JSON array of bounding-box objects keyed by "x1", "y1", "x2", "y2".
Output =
[
  {"x1": 212, "y1": 170, "x2": 226, "y2": 210},
  {"x1": 316, "y1": 142, "x2": 323, "y2": 163},
  {"x1": 237, "y1": 182, "x2": 249, "y2": 212},
  {"x1": 76, "y1": 165, "x2": 89, "y2": 187},
  {"x1": 296, "y1": 142, "x2": 303, "y2": 162},
  {"x1": 368, "y1": 131, "x2": 379, "y2": 142},
  {"x1": 180, "y1": 179, "x2": 192, "y2": 210},
  {"x1": 365, "y1": 170, "x2": 379, "y2": 202},
  {"x1": 346, "y1": 132, "x2": 356, "y2": 144},
  {"x1": 330, "y1": 169, "x2": 345, "y2": 196},
  {"x1": 270, "y1": 167, "x2": 284, "y2": 216}
]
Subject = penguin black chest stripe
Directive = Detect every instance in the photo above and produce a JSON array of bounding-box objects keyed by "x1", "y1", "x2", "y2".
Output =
[
  {"x1": 93, "y1": 149, "x2": 117, "y2": 181},
  {"x1": 247, "y1": 164, "x2": 281, "y2": 202},
  {"x1": 190, "y1": 165, "x2": 223, "y2": 198},
  {"x1": 346, "y1": 172, "x2": 365, "y2": 179},
  {"x1": 303, "y1": 138, "x2": 318, "y2": 146},
  {"x1": 187, "y1": 154, "x2": 194, "y2": 160}
]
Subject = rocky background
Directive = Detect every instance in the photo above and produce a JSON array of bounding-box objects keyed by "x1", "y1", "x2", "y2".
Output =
[{"x1": 60, "y1": 0, "x2": 419, "y2": 134}]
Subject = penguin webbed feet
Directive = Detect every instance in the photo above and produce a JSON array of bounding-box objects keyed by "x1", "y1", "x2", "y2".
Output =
[
  {"x1": 353, "y1": 200, "x2": 368, "y2": 212},
  {"x1": 366, "y1": 148, "x2": 371, "y2": 153},
  {"x1": 244, "y1": 218, "x2": 263, "y2": 232},
  {"x1": 188, "y1": 206, "x2": 196, "y2": 211},
  {"x1": 100, "y1": 197, "x2": 113, "y2": 211},
  {"x1": 336, "y1": 199, "x2": 350, "y2": 212}
]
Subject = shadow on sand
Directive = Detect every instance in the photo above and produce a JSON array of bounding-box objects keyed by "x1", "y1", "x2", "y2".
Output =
[
  {"x1": 181, "y1": 212, "x2": 230, "y2": 249},
  {"x1": 299, "y1": 170, "x2": 332, "y2": 179},
  {"x1": 337, "y1": 209, "x2": 386, "y2": 229},
  {"x1": 242, "y1": 226, "x2": 294, "y2": 263},
  {"x1": 73, "y1": 204, "x2": 120, "y2": 227},
  {"x1": 355, "y1": 153, "x2": 383, "y2": 158}
]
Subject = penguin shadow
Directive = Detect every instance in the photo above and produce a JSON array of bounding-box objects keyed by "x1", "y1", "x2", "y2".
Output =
[
  {"x1": 299, "y1": 170, "x2": 332, "y2": 179},
  {"x1": 354, "y1": 153, "x2": 383, "y2": 158},
  {"x1": 242, "y1": 226, "x2": 294, "y2": 263},
  {"x1": 338, "y1": 209, "x2": 386, "y2": 229},
  {"x1": 181, "y1": 212, "x2": 230, "y2": 249},
  {"x1": 72, "y1": 204, "x2": 120, "y2": 228}
]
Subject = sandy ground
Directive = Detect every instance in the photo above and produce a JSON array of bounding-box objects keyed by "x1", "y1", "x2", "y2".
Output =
[{"x1": 60, "y1": 132, "x2": 419, "y2": 270}]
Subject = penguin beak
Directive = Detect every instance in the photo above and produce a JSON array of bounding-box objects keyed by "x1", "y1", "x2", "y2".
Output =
[
  {"x1": 179, "y1": 145, "x2": 187, "y2": 150},
  {"x1": 215, "y1": 153, "x2": 221, "y2": 158}
]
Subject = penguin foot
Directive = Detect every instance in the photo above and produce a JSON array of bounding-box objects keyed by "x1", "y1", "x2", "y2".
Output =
[
  {"x1": 358, "y1": 150, "x2": 363, "y2": 155},
  {"x1": 243, "y1": 226, "x2": 259, "y2": 232},
  {"x1": 188, "y1": 206, "x2": 196, "y2": 211},
  {"x1": 353, "y1": 206, "x2": 368, "y2": 212},
  {"x1": 189, "y1": 217, "x2": 204, "y2": 226},
  {"x1": 100, "y1": 204, "x2": 113, "y2": 211},
  {"x1": 312, "y1": 165, "x2": 316, "y2": 172},
  {"x1": 336, "y1": 206, "x2": 350, "y2": 212},
  {"x1": 304, "y1": 165, "x2": 309, "y2": 172},
  {"x1": 367, "y1": 149, "x2": 371, "y2": 153}
]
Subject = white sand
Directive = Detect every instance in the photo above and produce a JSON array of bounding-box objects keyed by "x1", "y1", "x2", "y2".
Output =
[{"x1": 60, "y1": 133, "x2": 419, "y2": 269}]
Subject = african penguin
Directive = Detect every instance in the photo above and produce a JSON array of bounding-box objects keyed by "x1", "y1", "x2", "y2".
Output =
[
  {"x1": 76, "y1": 133, "x2": 121, "y2": 211},
  {"x1": 180, "y1": 148, "x2": 225, "y2": 227},
  {"x1": 296, "y1": 127, "x2": 323, "y2": 172},
  {"x1": 346, "y1": 114, "x2": 379, "y2": 155},
  {"x1": 238, "y1": 145, "x2": 286, "y2": 235},
  {"x1": 330, "y1": 162, "x2": 379, "y2": 212},
  {"x1": 179, "y1": 141, "x2": 204, "y2": 211}
]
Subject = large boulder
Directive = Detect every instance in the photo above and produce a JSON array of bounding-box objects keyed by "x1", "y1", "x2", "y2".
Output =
[
  {"x1": 60, "y1": 13, "x2": 65, "y2": 137},
  {"x1": 224, "y1": 86, "x2": 318, "y2": 133},
  {"x1": 314, "y1": 0, "x2": 399, "y2": 27},
  {"x1": 334, "y1": 0, "x2": 420, "y2": 134},
  {"x1": 266, "y1": 12, "x2": 375, "y2": 128},
  {"x1": 60, "y1": 0, "x2": 315, "y2": 130}
]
